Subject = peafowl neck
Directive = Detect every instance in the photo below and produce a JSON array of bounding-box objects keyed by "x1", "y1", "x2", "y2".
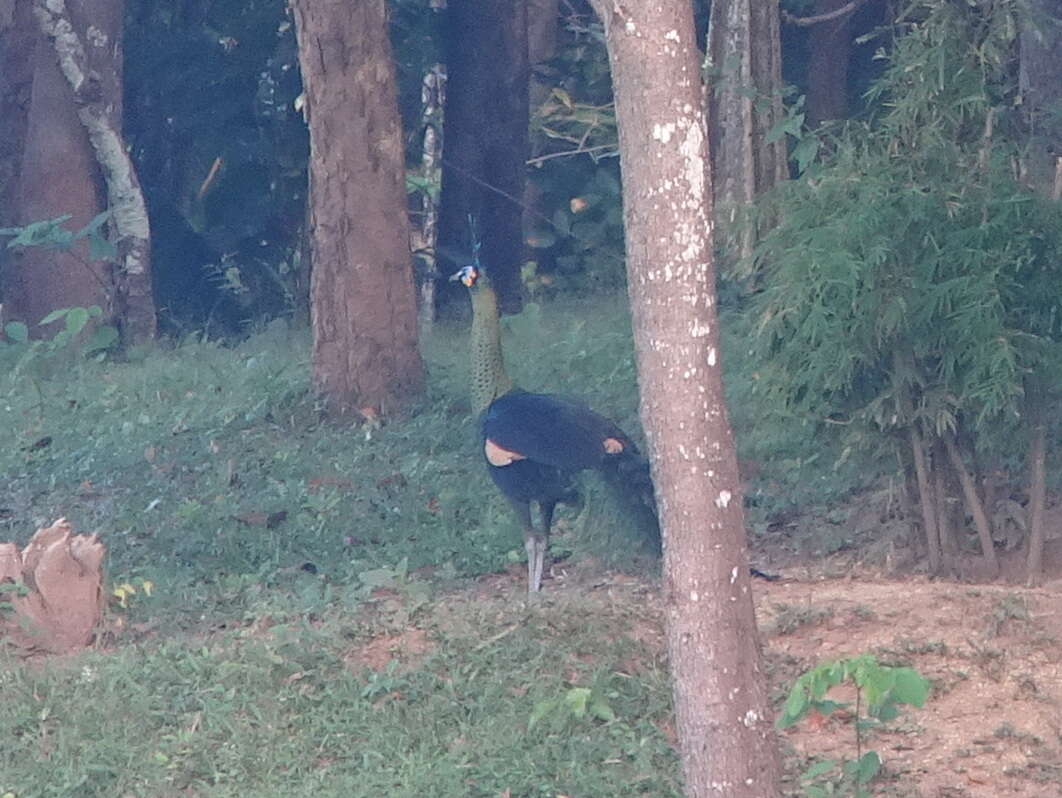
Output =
[{"x1": 469, "y1": 282, "x2": 514, "y2": 414}]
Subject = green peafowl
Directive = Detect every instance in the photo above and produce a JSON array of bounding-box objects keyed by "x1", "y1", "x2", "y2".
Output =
[{"x1": 451, "y1": 261, "x2": 659, "y2": 593}]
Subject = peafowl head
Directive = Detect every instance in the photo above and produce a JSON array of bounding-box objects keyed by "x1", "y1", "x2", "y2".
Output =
[
  {"x1": 450, "y1": 263, "x2": 483, "y2": 289},
  {"x1": 450, "y1": 261, "x2": 512, "y2": 412}
]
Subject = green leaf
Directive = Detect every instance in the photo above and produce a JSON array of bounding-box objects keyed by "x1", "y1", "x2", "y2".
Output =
[
  {"x1": 4, "y1": 321, "x2": 28, "y2": 343},
  {"x1": 527, "y1": 698, "x2": 557, "y2": 732},
  {"x1": 563, "y1": 687, "x2": 591, "y2": 718},
  {"x1": 65, "y1": 307, "x2": 90, "y2": 336},
  {"x1": 875, "y1": 702, "x2": 899, "y2": 722},
  {"x1": 587, "y1": 691, "x2": 617, "y2": 723},
  {"x1": 86, "y1": 325, "x2": 119, "y2": 354},
  {"x1": 891, "y1": 667, "x2": 930, "y2": 707},
  {"x1": 39, "y1": 308, "x2": 70, "y2": 326},
  {"x1": 802, "y1": 759, "x2": 838, "y2": 780},
  {"x1": 792, "y1": 136, "x2": 820, "y2": 174},
  {"x1": 88, "y1": 234, "x2": 118, "y2": 261},
  {"x1": 852, "y1": 751, "x2": 881, "y2": 785},
  {"x1": 778, "y1": 689, "x2": 809, "y2": 728}
]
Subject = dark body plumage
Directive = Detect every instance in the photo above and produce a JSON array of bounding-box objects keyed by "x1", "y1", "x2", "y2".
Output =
[
  {"x1": 483, "y1": 389, "x2": 636, "y2": 505},
  {"x1": 454, "y1": 262, "x2": 658, "y2": 592}
]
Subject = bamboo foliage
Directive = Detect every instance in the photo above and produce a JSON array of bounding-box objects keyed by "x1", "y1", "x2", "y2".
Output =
[{"x1": 749, "y1": 0, "x2": 1062, "y2": 579}]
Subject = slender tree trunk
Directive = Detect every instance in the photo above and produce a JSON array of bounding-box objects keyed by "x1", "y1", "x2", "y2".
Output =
[
  {"x1": 413, "y1": 62, "x2": 445, "y2": 339},
  {"x1": 933, "y1": 442, "x2": 957, "y2": 563},
  {"x1": 1025, "y1": 382, "x2": 1047, "y2": 586},
  {"x1": 908, "y1": 424, "x2": 941, "y2": 574},
  {"x1": 34, "y1": 0, "x2": 155, "y2": 342},
  {"x1": 943, "y1": 432, "x2": 1000, "y2": 577},
  {"x1": 805, "y1": 0, "x2": 852, "y2": 128},
  {"x1": 437, "y1": 0, "x2": 529, "y2": 314},
  {"x1": 588, "y1": 1, "x2": 781, "y2": 795},
  {"x1": 291, "y1": 0, "x2": 424, "y2": 419},
  {"x1": 707, "y1": 0, "x2": 787, "y2": 260}
]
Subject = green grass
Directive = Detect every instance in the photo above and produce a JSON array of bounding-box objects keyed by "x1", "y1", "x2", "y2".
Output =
[
  {"x1": 1, "y1": 586, "x2": 680, "y2": 796},
  {"x1": 0, "y1": 293, "x2": 880, "y2": 796}
]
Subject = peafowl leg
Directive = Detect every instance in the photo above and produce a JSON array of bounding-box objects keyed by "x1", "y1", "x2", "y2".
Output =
[
  {"x1": 510, "y1": 499, "x2": 545, "y2": 593},
  {"x1": 527, "y1": 501, "x2": 557, "y2": 594},
  {"x1": 525, "y1": 533, "x2": 547, "y2": 593}
]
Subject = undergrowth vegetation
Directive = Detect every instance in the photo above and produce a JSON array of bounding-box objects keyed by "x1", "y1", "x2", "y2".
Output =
[
  {"x1": 0, "y1": 290, "x2": 878, "y2": 795},
  {"x1": 0, "y1": 292, "x2": 840, "y2": 795}
]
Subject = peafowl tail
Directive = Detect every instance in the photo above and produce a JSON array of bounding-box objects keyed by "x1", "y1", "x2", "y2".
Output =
[{"x1": 578, "y1": 450, "x2": 661, "y2": 561}]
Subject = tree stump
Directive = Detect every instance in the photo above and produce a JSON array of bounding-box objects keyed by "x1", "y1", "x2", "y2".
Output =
[{"x1": 0, "y1": 518, "x2": 105, "y2": 654}]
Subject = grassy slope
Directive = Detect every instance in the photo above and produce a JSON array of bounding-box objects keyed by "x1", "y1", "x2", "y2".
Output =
[
  {"x1": 0, "y1": 301, "x2": 678, "y2": 796},
  {"x1": 0, "y1": 296, "x2": 870, "y2": 795}
]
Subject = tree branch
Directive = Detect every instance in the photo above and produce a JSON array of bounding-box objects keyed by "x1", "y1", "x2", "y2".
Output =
[{"x1": 782, "y1": 0, "x2": 873, "y2": 27}]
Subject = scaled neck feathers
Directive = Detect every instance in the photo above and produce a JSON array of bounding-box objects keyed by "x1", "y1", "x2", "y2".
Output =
[{"x1": 468, "y1": 278, "x2": 515, "y2": 414}]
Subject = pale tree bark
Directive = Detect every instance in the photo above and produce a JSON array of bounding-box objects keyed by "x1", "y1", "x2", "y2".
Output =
[
  {"x1": 587, "y1": 1, "x2": 781, "y2": 795},
  {"x1": 34, "y1": 0, "x2": 155, "y2": 342},
  {"x1": 706, "y1": 0, "x2": 788, "y2": 261},
  {"x1": 291, "y1": 0, "x2": 424, "y2": 419}
]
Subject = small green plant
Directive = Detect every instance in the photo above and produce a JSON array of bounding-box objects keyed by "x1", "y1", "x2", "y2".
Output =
[
  {"x1": 779, "y1": 654, "x2": 930, "y2": 797},
  {"x1": 1, "y1": 213, "x2": 120, "y2": 357},
  {"x1": 528, "y1": 683, "x2": 617, "y2": 732},
  {"x1": 0, "y1": 581, "x2": 30, "y2": 616},
  {"x1": 0, "y1": 211, "x2": 115, "y2": 261},
  {"x1": 4, "y1": 305, "x2": 118, "y2": 357}
]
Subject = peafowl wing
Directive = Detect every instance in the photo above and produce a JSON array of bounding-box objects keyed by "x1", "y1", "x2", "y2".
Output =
[{"x1": 481, "y1": 391, "x2": 633, "y2": 472}]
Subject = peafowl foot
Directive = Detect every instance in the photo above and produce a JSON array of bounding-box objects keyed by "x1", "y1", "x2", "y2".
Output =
[{"x1": 524, "y1": 533, "x2": 548, "y2": 593}]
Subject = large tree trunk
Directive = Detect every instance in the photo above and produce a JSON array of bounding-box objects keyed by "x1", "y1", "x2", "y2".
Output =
[
  {"x1": 1, "y1": 2, "x2": 108, "y2": 335},
  {"x1": 291, "y1": 0, "x2": 424, "y2": 419},
  {"x1": 588, "y1": 1, "x2": 781, "y2": 795},
  {"x1": 707, "y1": 0, "x2": 788, "y2": 260},
  {"x1": 34, "y1": 0, "x2": 155, "y2": 342},
  {"x1": 1, "y1": 0, "x2": 154, "y2": 343},
  {"x1": 437, "y1": 0, "x2": 529, "y2": 314},
  {"x1": 0, "y1": 1, "x2": 35, "y2": 280}
]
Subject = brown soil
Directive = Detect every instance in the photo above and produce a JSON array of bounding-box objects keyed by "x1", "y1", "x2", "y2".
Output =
[
  {"x1": 463, "y1": 558, "x2": 1062, "y2": 798},
  {"x1": 281, "y1": 542, "x2": 1062, "y2": 797},
  {"x1": 761, "y1": 576, "x2": 1062, "y2": 797}
]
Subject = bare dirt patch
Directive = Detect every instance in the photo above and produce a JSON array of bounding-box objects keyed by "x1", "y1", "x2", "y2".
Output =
[
  {"x1": 463, "y1": 558, "x2": 1062, "y2": 797},
  {"x1": 343, "y1": 626, "x2": 434, "y2": 674},
  {"x1": 762, "y1": 576, "x2": 1062, "y2": 796}
]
